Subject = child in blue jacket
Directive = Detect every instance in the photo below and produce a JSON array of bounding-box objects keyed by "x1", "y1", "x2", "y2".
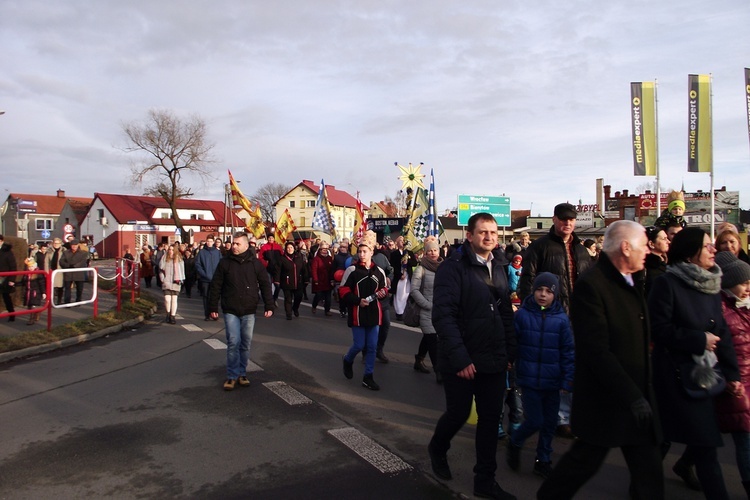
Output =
[{"x1": 506, "y1": 272, "x2": 574, "y2": 479}]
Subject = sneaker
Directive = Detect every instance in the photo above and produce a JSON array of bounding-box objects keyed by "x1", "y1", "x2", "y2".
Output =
[
  {"x1": 506, "y1": 442, "x2": 521, "y2": 471},
  {"x1": 362, "y1": 374, "x2": 380, "y2": 391},
  {"x1": 533, "y1": 460, "x2": 553, "y2": 479},
  {"x1": 223, "y1": 379, "x2": 236, "y2": 391},
  {"x1": 497, "y1": 423, "x2": 507, "y2": 440},
  {"x1": 237, "y1": 376, "x2": 250, "y2": 387},
  {"x1": 428, "y1": 443, "x2": 452, "y2": 480},
  {"x1": 673, "y1": 458, "x2": 702, "y2": 491},
  {"x1": 342, "y1": 356, "x2": 353, "y2": 379},
  {"x1": 473, "y1": 480, "x2": 517, "y2": 500}
]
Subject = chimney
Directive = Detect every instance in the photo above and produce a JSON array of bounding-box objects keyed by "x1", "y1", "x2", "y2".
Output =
[
  {"x1": 57, "y1": 189, "x2": 65, "y2": 198},
  {"x1": 623, "y1": 189, "x2": 629, "y2": 197}
]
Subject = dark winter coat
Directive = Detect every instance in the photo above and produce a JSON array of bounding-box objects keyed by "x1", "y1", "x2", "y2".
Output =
[
  {"x1": 518, "y1": 227, "x2": 594, "y2": 312},
  {"x1": 514, "y1": 294, "x2": 575, "y2": 392},
  {"x1": 714, "y1": 292, "x2": 750, "y2": 433},
  {"x1": 649, "y1": 271, "x2": 740, "y2": 447},
  {"x1": 23, "y1": 274, "x2": 45, "y2": 308},
  {"x1": 432, "y1": 241, "x2": 516, "y2": 375},
  {"x1": 0, "y1": 243, "x2": 17, "y2": 293},
  {"x1": 569, "y1": 251, "x2": 662, "y2": 447},
  {"x1": 195, "y1": 246, "x2": 222, "y2": 284},
  {"x1": 339, "y1": 261, "x2": 388, "y2": 328},
  {"x1": 644, "y1": 253, "x2": 667, "y2": 298},
  {"x1": 208, "y1": 249, "x2": 275, "y2": 317},
  {"x1": 276, "y1": 252, "x2": 307, "y2": 290},
  {"x1": 59, "y1": 248, "x2": 89, "y2": 282},
  {"x1": 310, "y1": 253, "x2": 334, "y2": 292}
]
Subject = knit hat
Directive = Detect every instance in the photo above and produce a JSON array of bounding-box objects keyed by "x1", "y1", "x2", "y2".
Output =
[
  {"x1": 532, "y1": 272, "x2": 559, "y2": 296},
  {"x1": 284, "y1": 241, "x2": 296, "y2": 250},
  {"x1": 24, "y1": 257, "x2": 37, "y2": 269},
  {"x1": 715, "y1": 251, "x2": 750, "y2": 289},
  {"x1": 424, "y1": 236, "x2": 439, "y2": 252}
]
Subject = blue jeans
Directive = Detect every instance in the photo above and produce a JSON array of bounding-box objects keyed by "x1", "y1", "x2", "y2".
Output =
[
  {"x1": 224, "y1": 313, "x2": 256, "y2": 380},
  {"x1": 344, "y1": 326, "x2": 379, "y2": 375},
  {"x1": 733, "y1": 432, "x2": 750, "y2": 482},
  {"x1": 510, "y1": 388, "x2": 560, "y2": 463}
]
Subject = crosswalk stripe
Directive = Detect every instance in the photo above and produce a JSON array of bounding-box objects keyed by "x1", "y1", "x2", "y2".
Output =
[
  {"x1": 182, "y1": 324, "x2": 203, "y2": 331},
  {"x1": 203, "y1": 339, "x2": 227, "y2": 349},
  {"x1": 327, "y1": 427, "x2": 413, "y2": 474},
  {"x1": 262, "y1": 381, "x2": 312, "y2": 405}
]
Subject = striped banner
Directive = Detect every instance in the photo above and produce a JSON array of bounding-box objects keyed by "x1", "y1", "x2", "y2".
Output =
[
  {"x1": 687, "y1": 74, "x2": 712, "y2": 173},
  {"x1": 630, "y1": 82, "x2": 657, "y2": 176}
]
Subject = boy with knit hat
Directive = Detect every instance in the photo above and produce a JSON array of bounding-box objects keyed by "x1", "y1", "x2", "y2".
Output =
[{"x1": 507, "y1": 272, "x2": 575, "y2": 479}]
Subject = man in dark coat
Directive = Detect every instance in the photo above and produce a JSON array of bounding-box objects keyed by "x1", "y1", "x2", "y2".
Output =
[
  {"x1": 427, "y1": 212, "x2": 517, "y2": 500},
  {"x1": 537, "y1": 220, "x2": 664, "y2": 500},
  {"x1": 209, "y1": 232, "x2": 275, "y2": 391},
  {"x1": 0, "y1": 234, "x2": 17, "y2": 321},
  {"x1": 59, "y1": 239, "x2": 90, "y2": 304}
]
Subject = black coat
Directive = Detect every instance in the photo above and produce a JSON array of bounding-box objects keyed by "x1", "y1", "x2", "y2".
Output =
[
  {"x1": 0, "y1": 243, "x2": 17, "y2": 293},
  {"x1": 649, "y1": 270, "x2": 740, "y2": 447},
  {"x1": 432, "y1": 241, "x2": 516, "y2": 375},
  {"x1": 276, "y1": 252, "x2": 308, "y2": 290},
  {"x1": 644, "y1": 253, "x2": 667, "y2": 298},
  {"x1": 569, "y1": 251, "x2": 662, "y2": 447},
  {"x1": 519, "y1": 227, "x2": 594, "y2": 312},
  {"x1": 208, "y1": 250, "x2": 275, "y2": 317}
]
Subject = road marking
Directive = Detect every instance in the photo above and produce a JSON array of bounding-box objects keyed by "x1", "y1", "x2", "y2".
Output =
[
  {"x1": 327, "y1": 427, "x2": 413, "y2": 474},
  {"x1": 203, "y1": 339, "x2": 227, "y2": 349},
  {"x1": 262, "y1": 381, "x2": 312, "y2": 405},
  {"x1": 182, "y1": 324, "x2": 203, "y2": 332},
  {"x1": 247, "y1": 361, "x2": 263, "y2": 372}
]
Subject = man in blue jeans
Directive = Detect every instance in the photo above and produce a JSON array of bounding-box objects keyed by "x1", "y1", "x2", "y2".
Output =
[{"x1": 208, "y1": 232, "x2": 275, "y2": 391}]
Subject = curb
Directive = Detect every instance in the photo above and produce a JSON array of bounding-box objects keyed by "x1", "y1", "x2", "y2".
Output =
[{"x1": 0, "y1": 305, "x2": 158, "y2": 364}]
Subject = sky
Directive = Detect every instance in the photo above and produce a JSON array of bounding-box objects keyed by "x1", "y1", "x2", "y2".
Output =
[{"x1": 1, "y1": 0, "x2": 749, "y2": 218}]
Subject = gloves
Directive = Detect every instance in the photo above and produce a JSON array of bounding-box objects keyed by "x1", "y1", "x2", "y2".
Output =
[{"x1": 630, "y1": 397, "x2": 653, "y2": 431}]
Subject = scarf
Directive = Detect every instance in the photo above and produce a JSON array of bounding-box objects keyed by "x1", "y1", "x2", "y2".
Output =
[
  {"x1": 420, "y1": 255, "x2": 442, "y2": 273},
  {"x1": 666, "y1": 261, "x2": 722, "y2": 295},
  {"x1": 724, "y1": 289, "x2": 750, "y2": 309}
]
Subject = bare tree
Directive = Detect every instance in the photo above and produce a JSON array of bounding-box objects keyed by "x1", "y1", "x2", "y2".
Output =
[
  {"x1": 251, "y1": 183, "x2": 292, "y2": 224},
  {"x1": 121, "y1": 109, "x2": 215, "y2": 241}
]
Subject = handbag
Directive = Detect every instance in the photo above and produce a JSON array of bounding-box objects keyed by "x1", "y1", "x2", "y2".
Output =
[
  {"x1": 678, "y1": 350, "x2": 726, "y2": 399},
  {"x1": 402, "y1": 266, "x2": 425, "y2": 327}
]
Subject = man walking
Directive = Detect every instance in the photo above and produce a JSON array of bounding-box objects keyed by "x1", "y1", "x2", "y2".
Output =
[
  {"x1": 196, "y1": 234, "x2": 222, "y2": 321},
  {"x1": 208, "y1": 232, "x2": 275, "y2": 391},
  {"x1": 519, "y1": 202, "x2": 594, "y2": 438},
  {"x1": 428, "y1": 212, "x2": 517, "y2": 500},
  {"x1": 59, "y1": 239, "x2": 89, "y2": 304},
  {"x1": 537, "y1": 220, "x2": 663, "y2": 500}
]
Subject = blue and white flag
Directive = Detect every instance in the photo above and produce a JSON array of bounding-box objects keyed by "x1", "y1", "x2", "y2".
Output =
[{"x1": 311, "y1": 179, "x2": 337, "y2": 240}]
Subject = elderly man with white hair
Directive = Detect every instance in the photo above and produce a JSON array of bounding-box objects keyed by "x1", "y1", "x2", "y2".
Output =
[{"x1": 538, "y1": 220, "x2": 664, "y2": 500}]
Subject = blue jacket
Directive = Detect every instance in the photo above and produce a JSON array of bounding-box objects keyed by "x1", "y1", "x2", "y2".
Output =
[
  {"x1": 195, "y1": 246, "x2": 222, "y2": 283},
  {"x1": 432, "y1": 241, "x2": 516, "y2": 374},
  {"x1": 514, "y1": 294, "x2": 575, "y2": 391}
]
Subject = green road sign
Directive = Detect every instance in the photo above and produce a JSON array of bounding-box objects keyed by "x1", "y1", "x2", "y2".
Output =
[{"x1": 457, "y1": 194, "x2": 511, "y2": 226}]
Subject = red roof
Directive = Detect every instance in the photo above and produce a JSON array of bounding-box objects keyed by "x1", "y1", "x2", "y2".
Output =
[
  {"x1": 95, "y1": 193, "x2": 244, "y2": 227},
  {"x1": 278, "y1": 180, "x2": 367, "y2": 209},
  {"x1": 9, "y1": 193, "x2": 92, "y2": 215}
]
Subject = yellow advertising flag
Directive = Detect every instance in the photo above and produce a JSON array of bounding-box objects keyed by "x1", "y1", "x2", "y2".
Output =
[
  {"x1": 687, "y1": 74, "x2": 712, "y2": 173},
  {"x1": 630, "y1": 82, "x2": 657, "y2": 176}
]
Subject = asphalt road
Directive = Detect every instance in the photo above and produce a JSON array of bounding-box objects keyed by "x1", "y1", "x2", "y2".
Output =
[{"x1": 0, "y1": 288, "x2": 744, "y2": 499}]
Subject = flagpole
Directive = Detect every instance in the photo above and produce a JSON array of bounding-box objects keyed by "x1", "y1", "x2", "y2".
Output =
[
  {"x1": 655, "y1": 78, "x2": 662, "y2": 215},
  {"x1": 709, "y1": 73, "x2": 715, "y2": 240}
]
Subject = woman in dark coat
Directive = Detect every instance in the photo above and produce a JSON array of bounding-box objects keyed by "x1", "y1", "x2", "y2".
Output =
[
  {"x1": 644, "y1": 226, "x2": 670, "y2": 298},
  {"x1": 276, "y1": 241, "x2": 307, "y2": 320},
  {"x1": 310, "y1": 243, "x2": 334, "y2": 315},
  {"x1": 0, "y1": 237, "x2": 17, "y2": 321},
  {"x1": 140, "y1": 246, "x2": 155, "y2": 288},
  {"x1": 714, "y1": 251, "x2": 750, "y2": 497},
  {"x1": 649, "y1": 227, "x2": 743, "y2": 499}
]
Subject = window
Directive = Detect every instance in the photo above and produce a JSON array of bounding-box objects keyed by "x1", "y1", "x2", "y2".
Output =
[
  {"x1": 189, "y1": 214, "x2": 204, "y2": 220},
  {"x1": 97, "y1": 209, "x2": 104, "y2": 219},
  {"x1": 36, "y1": 218, "x2": 53, "y2": 231},
  {"x1": 289, "y1": 201, "x2": 296, "y2": 208},
  {"x1": 299, "y1": 217, "x2": 306, "y2": 226},
  {"x1": 536, "y1": 222, "x2": 543, "y2": 229},
  {"x1": 160, "y1": 212, "x2": 170, "y2": 219},
  {"x1": 623, "y1": 207, "x2": 636, "y2": 221},
  {"x1": 306, "y1": 200, "x2": 316, "y2": 208}
]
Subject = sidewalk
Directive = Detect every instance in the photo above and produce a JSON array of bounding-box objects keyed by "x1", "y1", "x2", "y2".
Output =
[{"x1": 0, "y1": 259, "x2": 136, "y2": 338}]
